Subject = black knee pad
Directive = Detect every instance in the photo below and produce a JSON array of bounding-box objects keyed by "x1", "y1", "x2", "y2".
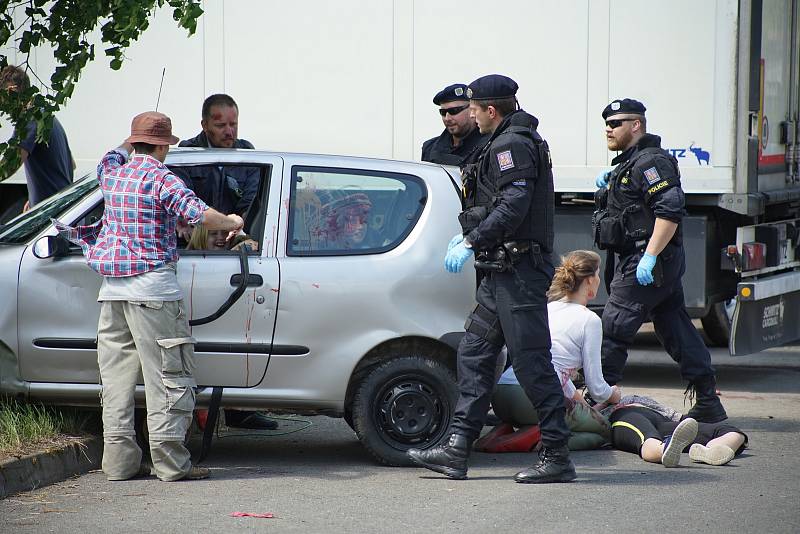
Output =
[{"x1": 464, "y1": 304, "x2": 504, "y2": 346}]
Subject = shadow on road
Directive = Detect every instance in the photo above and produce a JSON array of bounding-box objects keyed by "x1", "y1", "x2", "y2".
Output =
[{"x1": 621, "y1": 364, "x2": 800, "y2": 394}]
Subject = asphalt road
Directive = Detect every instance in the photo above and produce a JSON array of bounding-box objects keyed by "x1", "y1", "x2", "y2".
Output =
[{"x1": 2, "y1": 336, "x2": 799, "y2": 534}]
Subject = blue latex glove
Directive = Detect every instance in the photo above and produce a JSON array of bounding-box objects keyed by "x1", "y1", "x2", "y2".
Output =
[
  {"x1": 444, "y1": 241, "x2": 474, "y2": 273},
  {"x1": 595, "y1": 170, "x2": 610, "y2": 188},
  {"x1": 636, "y1": 252, "x2": 657, "y2": 285},
  {"x1": 447, "y1": 233, "x2": 464, "y2": 252}
]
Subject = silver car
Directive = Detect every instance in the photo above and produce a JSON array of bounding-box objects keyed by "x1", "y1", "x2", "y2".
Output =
[{"x1": 0, "y1": 149, "x2": 474, "y2": 466}]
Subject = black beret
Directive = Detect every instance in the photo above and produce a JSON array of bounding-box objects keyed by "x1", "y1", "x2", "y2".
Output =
[
  {"x1": 602, "y1": 98, "x2": 646, "y2": 119},
  {"x1": 433, "y1": 83, "x2": 469, "y2": 105},
  {"x1": 466, "y1": 74, "x2": 518, "y2": 101}
]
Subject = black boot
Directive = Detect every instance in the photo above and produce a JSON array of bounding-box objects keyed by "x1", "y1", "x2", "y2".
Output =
[
  {"x1": 408, "y1": 434, "x2": 471, "y2": 480},
  {"x1": 514, "y1": 445, "x2": 576, "y2": 484},
  {"x1": 685, "y1": 376, "x2": 727, "y2": 423}
]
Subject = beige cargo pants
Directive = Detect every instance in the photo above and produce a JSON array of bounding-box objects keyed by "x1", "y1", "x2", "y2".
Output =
[{"x1": 97, "y1": 299, "x2": 196, "y2": 481}]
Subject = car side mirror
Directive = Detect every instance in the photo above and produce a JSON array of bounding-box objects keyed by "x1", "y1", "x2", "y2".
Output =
[{"x1": 32, "y1": 234, "x2": 71, "y2": 259}]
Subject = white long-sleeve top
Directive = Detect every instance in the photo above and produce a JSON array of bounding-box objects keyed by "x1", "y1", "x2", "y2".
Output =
[{"x1": 498, "y1": 300, "x2": 613, "y2": 403}]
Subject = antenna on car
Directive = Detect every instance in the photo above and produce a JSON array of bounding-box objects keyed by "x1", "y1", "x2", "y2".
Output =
[{"x1": 155, "y1": 67, "x2": 166, "y2": 111}]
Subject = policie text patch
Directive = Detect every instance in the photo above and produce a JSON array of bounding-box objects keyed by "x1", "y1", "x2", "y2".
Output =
[
  {"x1": 497, "y1": 150, "x2": 515, "y2": 171},
  {"x1": 643, "y1": 166, "x2": 661, "y2": 185}
]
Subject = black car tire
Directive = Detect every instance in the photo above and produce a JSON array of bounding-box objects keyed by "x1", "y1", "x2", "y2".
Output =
[
  {"x1": 351, "y1": 355, "x2": 457, "y2": 467},
  {"x1": 701, "y1": 300, "x2": 734, "y2": 347}
]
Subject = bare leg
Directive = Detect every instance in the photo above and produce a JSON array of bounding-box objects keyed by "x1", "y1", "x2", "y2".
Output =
[
  {"x1": 640, "y1": 438, "x2": 664, "y2": 463},
  {"x1": 689, "y1": 431, "x2": 745, "y2": 465},
  {"x1": 707, "y1": 432, "x2": 745, "y2": 452}
]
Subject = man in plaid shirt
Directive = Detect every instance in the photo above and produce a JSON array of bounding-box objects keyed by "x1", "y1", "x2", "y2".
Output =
[{"x1": 63, "y1": 111, "x2": 244, "y2": 482}]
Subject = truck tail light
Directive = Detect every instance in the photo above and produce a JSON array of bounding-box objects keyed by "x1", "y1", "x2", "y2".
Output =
[{"x1": 741, "y1": 242, "x2": 766, "y2": 271}]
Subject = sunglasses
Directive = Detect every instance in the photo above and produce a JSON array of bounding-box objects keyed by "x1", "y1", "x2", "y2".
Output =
[
  {"x1": 439, "y1": 105, "x2": 469, "y2": 117},
  {"x1": 605, "y1": 118, "x2": 639, "y2": 129}
]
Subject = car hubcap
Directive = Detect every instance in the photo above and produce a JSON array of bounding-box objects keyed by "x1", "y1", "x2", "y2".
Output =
[{"x1": 375, "y1": 375, "x2": 448, "y2": 447}]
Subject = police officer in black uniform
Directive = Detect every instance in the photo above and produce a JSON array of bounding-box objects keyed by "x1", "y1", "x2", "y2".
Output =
[
  {"x1": 408, "y1": 75, "x2": 575, "y2": 483},
  {"x1": 593, "y1": 98, "x2": 727, "y2": 423},
  {"x1": 421, "y1": 83, "x2": 488, "y2": 166}
]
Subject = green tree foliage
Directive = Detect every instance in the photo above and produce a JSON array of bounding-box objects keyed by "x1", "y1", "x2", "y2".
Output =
[{"x1": 0, "y1": 0, "x2": 203, "y2": 179}]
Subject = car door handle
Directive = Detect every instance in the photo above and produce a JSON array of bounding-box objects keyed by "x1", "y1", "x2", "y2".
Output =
[{"x1": 230, "y1": 274, "x2": 263, "y2": 287}]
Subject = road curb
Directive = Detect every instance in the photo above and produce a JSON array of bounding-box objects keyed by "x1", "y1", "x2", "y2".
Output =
[{"x1": 0, "y1": 436, "x2": 102, "y2": 499}]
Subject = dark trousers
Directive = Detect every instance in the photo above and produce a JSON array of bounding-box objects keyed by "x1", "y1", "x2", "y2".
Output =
[
  {"x1": 601, "y1": 244, "x2": 715, "y2": 385},
  {"x1": 450, "y1": 254, "x2": 571, "y2": 447}
]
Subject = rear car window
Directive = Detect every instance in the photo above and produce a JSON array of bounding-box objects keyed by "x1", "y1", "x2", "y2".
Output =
[{"x1": 287, "y1": 166, "x2": 426, "y2": 256}]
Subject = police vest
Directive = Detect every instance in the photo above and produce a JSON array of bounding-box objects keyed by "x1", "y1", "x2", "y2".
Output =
[
  {"x1": 603, "y1": 147, "x2": 674, "y2": 252},
  {"x1": 469, "y1": 125, "x2": 555, "y2": 252}
]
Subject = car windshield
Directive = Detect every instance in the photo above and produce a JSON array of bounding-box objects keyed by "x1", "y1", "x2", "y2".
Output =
[{"x1": 0, "y1": 174, "x2": 98, "y2": 245}]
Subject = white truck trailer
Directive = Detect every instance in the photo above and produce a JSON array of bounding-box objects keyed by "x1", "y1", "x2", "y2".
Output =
[{"x1": 1, "y1": 0, "x2": 798, "y2": 354}]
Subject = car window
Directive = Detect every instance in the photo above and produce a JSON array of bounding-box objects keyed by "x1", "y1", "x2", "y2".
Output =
[
  {"x1": 288, "y1": 166, "x2": 426, "y2": 256},
  {"x1": 170, "y1": 164, "x2": 269, "y2": 254},
  {"x1": 0, "y1": 174, "x2": 97, "y2": 245}
]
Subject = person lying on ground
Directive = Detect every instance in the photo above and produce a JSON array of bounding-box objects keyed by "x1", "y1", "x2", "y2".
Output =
[{"x1": 604, "y1": 395, "x2": 747, "y2": 467}]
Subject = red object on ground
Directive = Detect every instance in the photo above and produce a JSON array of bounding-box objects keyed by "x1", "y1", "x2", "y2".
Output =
[
  {"x1": 474, "y1": 424, "x2": 542, "y2": 453},
  {"x1": 230, "y1": 512, "x2": 275, "y2": 518},
  {"x1": 196, "y1": 409, "x2": 209, "y2": 430},
  {"x1": 474, "y1": 423, "x2": 515, "y2": 451}
]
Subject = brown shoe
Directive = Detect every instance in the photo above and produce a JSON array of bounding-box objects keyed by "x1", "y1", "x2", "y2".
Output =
[{"x1": 182, "y1": 465, "x2": 210, "y2": 480}]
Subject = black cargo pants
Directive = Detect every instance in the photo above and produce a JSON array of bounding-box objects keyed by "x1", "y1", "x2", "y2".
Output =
[
  {"x1": 601, "y1": 243, "x2": 716, "y2": 385},
  {"x1": 450, "y1": 253, "x2": 571, "y2": 447}
]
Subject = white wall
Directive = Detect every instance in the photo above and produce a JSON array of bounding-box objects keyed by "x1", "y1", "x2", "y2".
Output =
[{"x1": 1, "y1": 0, "x2": 739, "y2": 192}]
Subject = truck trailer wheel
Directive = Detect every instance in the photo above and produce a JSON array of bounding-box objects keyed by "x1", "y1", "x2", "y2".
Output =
[
  {"x1": 351, "y1": 355, "x2": 457, "y2": 467},
  {"x1": 701, "y1": 300, "x2": 735, "y2": 347}
]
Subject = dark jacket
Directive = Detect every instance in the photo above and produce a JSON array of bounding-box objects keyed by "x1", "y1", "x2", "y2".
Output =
[
  {"x1": 466, "y1": 110, "x2": 554, "y2": 252},
  {"x1": 607, "y1": 133, "x2": 684, "y2": 248},
  {"x1": 177, "y1": 132, "x2": 258, "y2": 215},
  {"x1": 421, "y1": 127, "x2": 488, "y2": 166}
]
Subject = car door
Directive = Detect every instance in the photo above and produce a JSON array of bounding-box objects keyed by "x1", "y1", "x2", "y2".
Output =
[
  {"x1": 169, "y1": 152, "x2": 282, "y2": 387},
  {"x1": 16, "y1": 152, "x2": 282, "y2": 388}
]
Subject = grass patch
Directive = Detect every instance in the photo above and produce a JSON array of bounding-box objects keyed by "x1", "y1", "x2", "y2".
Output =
[{"x1": 0, "y1": 400, "x2": 100, "y2": 460}]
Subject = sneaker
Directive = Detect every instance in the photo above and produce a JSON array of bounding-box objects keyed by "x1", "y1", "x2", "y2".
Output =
[
  {"x1": 661, "y1": 418, "x2": 698, "y2": 468},
  {"x1": 181, "y1": 465, "x2": 211, "y2": 480},
  {"x1": 689, "y1": 443, "x2": 735, "y2": 466}
]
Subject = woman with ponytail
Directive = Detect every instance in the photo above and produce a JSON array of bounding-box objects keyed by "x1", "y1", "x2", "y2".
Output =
[{"x1": 476, "y1": 250, "x2": 621, "y2": 452}]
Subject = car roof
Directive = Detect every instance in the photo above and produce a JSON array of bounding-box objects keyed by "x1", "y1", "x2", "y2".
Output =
[{"x1": 168, "y1": 147, "x2": 445, "y2": 169}]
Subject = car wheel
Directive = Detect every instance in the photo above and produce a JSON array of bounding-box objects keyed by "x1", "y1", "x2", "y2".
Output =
[
  {"x1": 343, "y1": 408, "x2": 354, "y2": 431},
  {"x1": 351, "y1": 355, "x2": 457, "y2": 467},
  {"x1": 701, "y1": 299, "x2": 735, "y2": 347}
]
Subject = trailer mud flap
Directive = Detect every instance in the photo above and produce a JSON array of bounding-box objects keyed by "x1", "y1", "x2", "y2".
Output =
[{"x1": 730, "y1": 272, "x2": 800, "y2": 355}]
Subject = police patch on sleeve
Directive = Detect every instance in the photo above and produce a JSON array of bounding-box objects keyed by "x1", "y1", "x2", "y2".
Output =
[
  {"x1": 643, "y1": 166, "x2": 661, "y2": 185},
  {"x1": 497, "y1": 150, "x2": 515, "y2": 171}
]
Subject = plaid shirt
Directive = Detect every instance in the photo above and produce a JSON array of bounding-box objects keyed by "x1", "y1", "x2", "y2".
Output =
[{"x1": 56, "y1": 149, "x2": 207, "y2": 277}]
